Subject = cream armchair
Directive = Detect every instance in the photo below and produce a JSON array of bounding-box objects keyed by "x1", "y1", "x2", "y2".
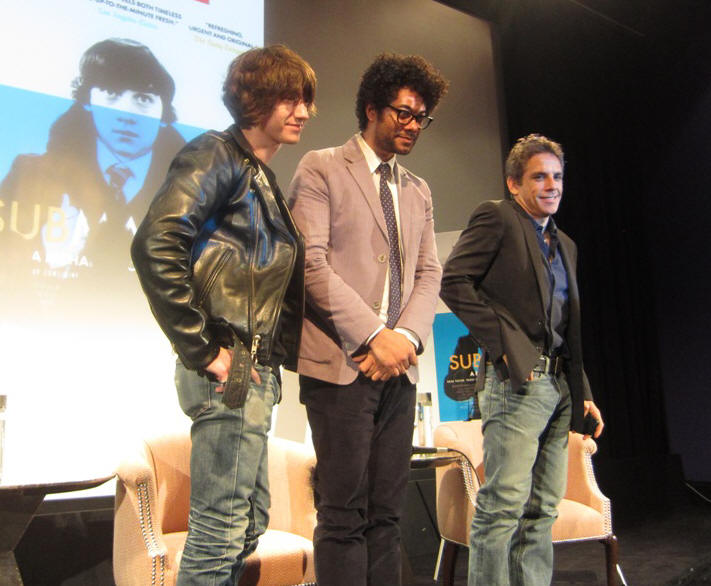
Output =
[
  {"x1": 113, "y1": 432, "x2": 317, "y2": 586},
  {"x1": 434, "y1": 420, "x2": 620, "y2": 586}
]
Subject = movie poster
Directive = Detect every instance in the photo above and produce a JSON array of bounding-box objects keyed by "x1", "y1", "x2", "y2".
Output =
[{"x1": 0, "y1": 0, "x2": 262, "y2": 483}]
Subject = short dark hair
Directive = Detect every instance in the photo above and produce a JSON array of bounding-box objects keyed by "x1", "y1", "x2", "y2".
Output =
[
  {"x1": 223, "y1": 45, "x2": 317, "y2": 129},
  {"x1": 505, "y1": 134, "x2": 565, "y2": 186},
  {"x1": 72, "y1": 38, "x2": 176, "y2": 124},
  {"x1": 355, "y1": 53, "x2": 449, "y2": 131}
]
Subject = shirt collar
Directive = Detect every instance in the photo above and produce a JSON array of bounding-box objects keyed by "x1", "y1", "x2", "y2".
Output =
[
  {"x1": 536, "y1": 216, "x2": 551, "y2": 232},
  {"x1": 356, "y1": 133, "x2": 397, "y2": 178}
]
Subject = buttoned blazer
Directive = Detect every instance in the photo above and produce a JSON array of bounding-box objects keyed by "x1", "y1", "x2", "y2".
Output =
[
  {"x1": 287, "y1": 135, "x2": 442, "y2": 384},
  {"x1": 440, "y1": 199, "x2": 592, "y2": 432}
]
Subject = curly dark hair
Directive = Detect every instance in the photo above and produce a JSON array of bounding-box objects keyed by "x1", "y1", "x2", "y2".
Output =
[
  {"x1": 223, "y1": 44, "x2": 317, "y2": 129},
  {"x1": 505, "y1": 134, "x2": 565, "y2": 185},
  {"x1": 355, "y1": 53, "x2": 449, "y2": 131}
]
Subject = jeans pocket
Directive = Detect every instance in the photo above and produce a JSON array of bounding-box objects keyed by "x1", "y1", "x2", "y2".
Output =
[
  {"x1": 259, "y1": 366, "x2": 280, "y2": 405},
  {"x1": 480, "y1": 374, "x2": 508, "y2": 420},
  {"x1": 174, "y1": 362, "x2": 212, "y2": 419}
]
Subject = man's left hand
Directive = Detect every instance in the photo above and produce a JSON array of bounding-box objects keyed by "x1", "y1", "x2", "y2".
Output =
[{"x1": 583, "y1": 400, "x2": 605, "y2": 439}]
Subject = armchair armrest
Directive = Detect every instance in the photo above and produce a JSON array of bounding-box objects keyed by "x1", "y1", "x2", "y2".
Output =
[
  {"x1": 114, "y1": 446, "x2": 170, "y2": 586},
  {"x1": 115, "y1": 454, "x2": 154, "y2": 490},
  {"x1": 565, "y1": 433, "x2": 610, "y2": 516}
]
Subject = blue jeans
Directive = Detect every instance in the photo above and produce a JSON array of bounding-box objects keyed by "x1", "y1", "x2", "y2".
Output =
[
  {"x1": 175, "y1": 361, "x2": 278, "y2": 586},
  {"x1": 468, "y1": 370, "x2": 572, "y2": 586}
]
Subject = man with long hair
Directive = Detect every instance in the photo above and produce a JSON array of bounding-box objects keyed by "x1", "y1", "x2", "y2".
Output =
[{"x1": 131, "y1": 45, "x2": 316, "y2": 584}]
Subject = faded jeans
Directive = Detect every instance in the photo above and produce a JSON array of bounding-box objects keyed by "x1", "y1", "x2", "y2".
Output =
[
  {"x1": 175, "y1": 361, "x2": 278, "y2": 586},
  {"x1": 468, "y1": 370, "x2": 572, "y2": 586}
]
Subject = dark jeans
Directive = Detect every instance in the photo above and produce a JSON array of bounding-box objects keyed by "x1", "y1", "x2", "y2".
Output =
[{"x1": 300, "y1": 373, "x2": 417, "y2": 586}]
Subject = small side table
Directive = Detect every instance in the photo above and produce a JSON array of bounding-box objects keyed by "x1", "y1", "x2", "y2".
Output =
[
  {"x1": 0, "y1": 475, "x2": 114, "y2": 585},
  {"x1": 402, "y1": 448, "x2": 465, "y2": 585},
  {"x1": 410, "y1": 448, "x2": 463, "y2": 470}
]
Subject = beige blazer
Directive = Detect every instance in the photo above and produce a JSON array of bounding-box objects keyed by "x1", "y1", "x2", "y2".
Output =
[{"x1": 287, "y1": 135, "x2": 442, "y2": 384}]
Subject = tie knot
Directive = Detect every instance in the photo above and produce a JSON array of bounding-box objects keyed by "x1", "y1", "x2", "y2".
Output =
[
  {"x1": 107, "y1": 163, "x2": 134, "y2": 191},
  {"x1": 378, "y1": 162, "x2": 392, "y2": 182}
]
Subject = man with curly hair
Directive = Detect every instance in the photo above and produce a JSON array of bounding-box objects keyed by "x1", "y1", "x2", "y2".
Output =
[{"x1": 287, "y1": 53, "x2": 448, "y2": 586}]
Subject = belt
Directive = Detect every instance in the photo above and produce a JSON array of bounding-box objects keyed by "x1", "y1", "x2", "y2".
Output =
[
  {"x1": 531, "y1": 354, "x2": 564, "y2": 376},
  {"x1": 484, "y1": 354, "x2": 564, "y2": 379}
]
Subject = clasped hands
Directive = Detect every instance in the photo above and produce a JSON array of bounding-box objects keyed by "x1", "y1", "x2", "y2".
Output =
[{"x1": 353, "y1": 328, "x2": 417, "y2": 381}]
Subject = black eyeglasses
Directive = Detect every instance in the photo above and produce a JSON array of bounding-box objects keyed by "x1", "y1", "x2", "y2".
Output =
[{"x1": 385, "y1": 105, "x2": 434, "y2": 130}]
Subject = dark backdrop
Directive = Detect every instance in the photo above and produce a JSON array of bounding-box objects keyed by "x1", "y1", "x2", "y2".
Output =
[{"x1": 441, "y1": 0, "x2": 711, "y2": 481}]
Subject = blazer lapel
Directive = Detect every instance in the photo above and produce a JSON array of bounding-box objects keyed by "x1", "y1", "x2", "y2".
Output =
[
  {"x1": 343, "y1": 135, "x2": 388, "y2": 240},
  {"x1": 395, "y1": 163, "x2": 411, "y2": 262},
  {"x1": 514, "y1": 205, "x2": 550, "y2": 315}
]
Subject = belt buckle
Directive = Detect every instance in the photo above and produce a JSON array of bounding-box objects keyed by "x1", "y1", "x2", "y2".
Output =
[{"x1": 542, "y1": 354, "x2": 551, "y2": 374}]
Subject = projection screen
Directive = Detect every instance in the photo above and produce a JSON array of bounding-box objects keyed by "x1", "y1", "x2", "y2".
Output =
[{"x1": 0, "y1": 0, "x2": 263, "y2": 485}]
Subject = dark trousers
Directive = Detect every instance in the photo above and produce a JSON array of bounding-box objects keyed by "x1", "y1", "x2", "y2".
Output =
[{"x1": 300, "y1": 373, "x2": 417, "y2": 586}]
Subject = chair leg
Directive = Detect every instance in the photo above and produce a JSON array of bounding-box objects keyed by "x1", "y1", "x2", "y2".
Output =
[
  {"x1": 601, "y1": 534, "x2": 619, "y2": 586},
  {"x1": 440, "y1": 540, "x2": 459, "y2": 586}
]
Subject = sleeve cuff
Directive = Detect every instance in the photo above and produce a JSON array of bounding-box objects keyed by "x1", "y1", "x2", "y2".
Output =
[
  {"x1": 364, "y1": 324, "x2": 385, "y2": 347},
  {"x1": 394, "y1": 327, "x2": 420, "y2": 351}
]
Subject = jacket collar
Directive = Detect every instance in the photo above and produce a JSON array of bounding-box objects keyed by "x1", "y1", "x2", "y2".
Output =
[
  {"x1": 508, "y1": 198, "x2": 579, "y2": 309},
  {"x1": 226, "y1": 124, "x2": 280, "y2": 187}
]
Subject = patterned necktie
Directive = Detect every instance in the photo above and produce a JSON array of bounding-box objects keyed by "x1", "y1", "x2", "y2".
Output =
[
  {"x1": 106, "y1": 163, "x2": 134, "y2": 203},
  {"x1": 378, "y1": 162, "x2": 402, "y2": 328}
]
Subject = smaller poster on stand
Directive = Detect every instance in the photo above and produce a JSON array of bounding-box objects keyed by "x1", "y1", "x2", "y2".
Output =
[{"x1": 432, "y1": 312, "x2": 482, "y2": 422}]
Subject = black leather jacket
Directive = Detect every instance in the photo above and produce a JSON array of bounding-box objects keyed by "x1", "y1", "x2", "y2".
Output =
[{"x1": 131, "y1": 125, "x2": 304, "y2": 375}]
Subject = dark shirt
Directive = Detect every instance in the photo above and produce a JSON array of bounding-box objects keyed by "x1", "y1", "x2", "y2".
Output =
[{"x1": 531, "y1": 215, "x2": 569, "y2": 356}]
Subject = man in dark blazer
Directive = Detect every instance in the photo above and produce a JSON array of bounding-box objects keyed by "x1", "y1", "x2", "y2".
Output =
[
  {"x1": 288, "y1": 54, "x2": 448, "y2": 586},
  {"x1": 440, "y1": 134, "x2": 604, "y2": 585}
]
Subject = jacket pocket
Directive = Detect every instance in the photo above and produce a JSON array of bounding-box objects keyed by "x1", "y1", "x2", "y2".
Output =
[{"x1": 194, "y1": 247, "x2": 234, "y2": 307}]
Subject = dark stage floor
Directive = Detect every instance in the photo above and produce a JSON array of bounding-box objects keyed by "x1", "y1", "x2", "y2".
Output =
[
  {"x1": 406, "y1": 486, "x2": 711, "y2": 586},
  {"x1": 15, "y1": 480, "x2": 711, "y2": 585}
]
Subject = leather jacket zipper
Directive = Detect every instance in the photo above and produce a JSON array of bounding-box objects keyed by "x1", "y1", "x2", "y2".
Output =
[
  {"x1": 250, "y1": 168, "x2": 300, "y2": 364},
  {"x1": 247, "y1": 163, "x2": 302, "y2": 366},
  {"x1": 261, "y1": 189, "x2": 301, "y2": 358},
  {"x1": 250, "y1": 334, "x2": 261, "y2": 364},
  {"x1": 248, "y1": 189, "x2": 261, "y2": 361}
]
